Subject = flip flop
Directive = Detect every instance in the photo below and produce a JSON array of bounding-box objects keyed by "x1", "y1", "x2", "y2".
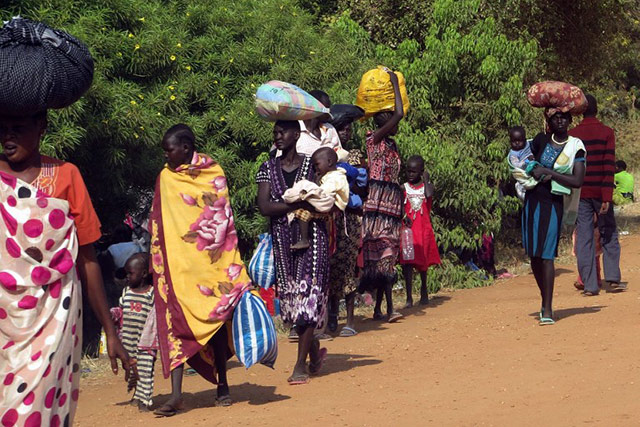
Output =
[
  {"x1": 213, "y1": 396, "x2": 232, "y2": 407},
  {"x1": 339, "y1": 326, "x2": 358, "y2": 337},
  {"x1": 154, "y1": 404, "x2": 179, "y2": 417},
  {"x1": 309, "y1": 347, "x2": 328, "y2": 375},
  {"x1": 287, "y1": 373, "x2": 310, "y2": 385},
  {"x1": 388, "y1": 312, "x2": 404, "y2": 323},
  {"x1": 314, "y1": 333, "x2": 333, "y2": 341},
  {"x1": 539, "y1": 317, "x2": 555, "y2": 326}
]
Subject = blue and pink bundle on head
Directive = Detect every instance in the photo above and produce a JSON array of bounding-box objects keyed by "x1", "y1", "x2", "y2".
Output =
[{"x1": 255, "y1": 80, "x2": 330, "y2": 121}]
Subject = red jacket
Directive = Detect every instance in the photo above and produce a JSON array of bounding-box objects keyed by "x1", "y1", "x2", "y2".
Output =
[{"x1": 568, "y1": 117, "x2": 615, "y2": 202}]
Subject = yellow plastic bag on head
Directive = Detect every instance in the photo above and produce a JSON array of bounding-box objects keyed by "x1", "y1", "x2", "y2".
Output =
[{"x1": 356, "y1": 66, "x2": 410, "y2": 119}]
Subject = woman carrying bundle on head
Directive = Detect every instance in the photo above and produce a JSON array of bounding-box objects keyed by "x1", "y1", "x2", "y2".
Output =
[
  {"x1": 0, "y1": 18, "x2": 132, "y2": 426},
  {"x1": 523, "y1": 81, "x2": 587, "y2": 325}
]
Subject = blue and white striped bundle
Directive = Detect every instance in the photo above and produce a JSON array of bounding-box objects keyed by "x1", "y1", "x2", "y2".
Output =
[
  {"x1": 232, "y1": 291, "x2": 278, "y2": 369},
  {"x1": 248, "y1": 233, "x2": 276, "y2": 289}
]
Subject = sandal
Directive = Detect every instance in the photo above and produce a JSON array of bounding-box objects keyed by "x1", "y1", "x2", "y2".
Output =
[
  {"x1": 309, "y1": 347, "x2": 328, "y2": 375},
  {"x1": 339, "y1": 326, "x2": 358, "y2": 337},
  {"x1": 154, "y1": 402, "x2": 182, "y2": 417},
  {"x1": 372, "y1": 312, "x2": 385, "y2": 321},
  {"x1": 287, "y1": 373, "x2": 310, "y2": 385},
  {"x1": 213, "y1": 395, "x2": 232, "y2": 407},
  {"x1": 388, "y1": 312, "x2": 404, "y2": 323},
  {"x1": 539, "y1": 317, "x2": 555, "y2": 326},
  {"x1": 314, "y1": 333, "x2": 333, "y2": 341}
]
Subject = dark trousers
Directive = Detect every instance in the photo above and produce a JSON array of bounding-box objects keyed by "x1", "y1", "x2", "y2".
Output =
[{"x1": 575, "y1": 198, "x2": 621, "y2": 293}]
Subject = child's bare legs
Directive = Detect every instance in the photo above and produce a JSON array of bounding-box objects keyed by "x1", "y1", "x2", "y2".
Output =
[
  {"x1": 373, "y1": 286, "x2": 384, "y2": 319},
  {"x1": 419, "y1": 270, "x2": 429, "y2": 305},
  {"x1": 402, "y1": 265, "x2": 414, "y2": 308},
  {"x1": 291, "y1": 219, "x2": 310, "y2": 250}
]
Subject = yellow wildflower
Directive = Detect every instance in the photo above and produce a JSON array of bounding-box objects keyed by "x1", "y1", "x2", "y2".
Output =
[
  {"x1": 170, "y1": 55, "x2": 176, "y2": 61},
  {"x1": 137, "y1": 94, "x2": 144, "y2": 100},
  {"x1": 229, "y1": 58, "x2": 234, "y2": 63},
  {"x1": 214, "y1": 80, "x2": 218, "y2": 84},
  {"x1": 309, "y1": 51, "x2": 316, "y2": 55},
  {"x1": 250, "y1": 83, "x2": 255, "y2": 88},
  {"x1": 219, "y1": 94, "x2": 225, "y2": 99},
  {"x1": 116, "y1": 52, "x2": 123, "y2": 57},
  {"x1": 170, "y1": 95, "x2": 176, "y2": 101},
  {"x1": 269, "y1": 58, "x2": 273, "y2": 64},
  {"x1": 169, "y1": 85, "x2": 175, "y2": 90},
  {"x1": 186, "y1": 11, "x2": 191, "y2": 16},
  {"x1": 220, "y1": 116, "x2": 225, "y2": 121},
  {"x1": 130, "y1": 100, "x2": 137, "y2": 105},
  {"x1": 157, "y1": 112, "x2": 161, "y2": 116},
  {"x1": 138, "y1": 17, "x2": 145, "y2": 22},
  {"x1": 134, "y1": 132, "x2": 139, "y2": 139},
  {"x1": 176, "y1": 42, "x2": 182, "y2": 48},
  {"x1": 128, "y1": 33, "x2": 134, "y2": 38},
  {"x1": 185, "y1": 65, "x2": 192, "y2": 71},
  {"x1": 134, "y1": 44, "x2": 140, "y2": 50},
  {"x1": 280, "y1": 54, "x2": 286, "y2": 58},
  {"x1": 139, "y1": 126, "x2": 145, "y2": 130}
]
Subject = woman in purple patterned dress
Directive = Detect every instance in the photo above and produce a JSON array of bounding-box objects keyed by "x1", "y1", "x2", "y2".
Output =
[{"x1": 256, "y1": 120, "x2": 329, "y2": 385}]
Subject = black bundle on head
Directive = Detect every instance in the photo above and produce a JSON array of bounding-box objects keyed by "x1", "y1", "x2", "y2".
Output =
[
  {"x1": 329, "y1": 104, "x2": 365, "y2": 130},
  {"x1": 0, "y1": 17, "x2": 94, "y2": 116}
]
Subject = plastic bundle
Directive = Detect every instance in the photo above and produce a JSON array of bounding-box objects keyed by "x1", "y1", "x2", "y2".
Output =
[
  {"x1": 255, "y1": 80, "x2": 330, "y2": 121},
  {"x1": 356, "y1": 66, "x2": 410, "y2": 119},
  {"x1": 0, "y1": 17, "x2": 94, "y2": 115}
]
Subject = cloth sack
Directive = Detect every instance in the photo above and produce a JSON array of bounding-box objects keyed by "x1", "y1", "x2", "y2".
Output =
[
  {"x1": 0, "y1": 17, "x2": 94, "y2": 115},
  {"x1": 255, "y1": 80, "x2": 330, "y2": 121},
  {"x1": 248, "y1": 233, "x2": 276, "y2": 289},
  {"x1": 356, "y1": 66, "x2": 410, "y2": 119},
  {"x1": 527, "y1": 81, "x2": 587, "y2": 118},
  {"x1": 232, "y1": 291, "x2": 278, "y2": 369}
]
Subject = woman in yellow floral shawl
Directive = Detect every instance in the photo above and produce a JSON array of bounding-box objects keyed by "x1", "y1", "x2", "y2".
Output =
[{"x1": 150, "y1": 124, "x2": 251, "y2": 415}]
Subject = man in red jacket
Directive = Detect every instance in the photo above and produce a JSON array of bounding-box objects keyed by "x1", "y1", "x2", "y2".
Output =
[{"x1": 569, "y1": 94, "x2": 624, "y2": 295}]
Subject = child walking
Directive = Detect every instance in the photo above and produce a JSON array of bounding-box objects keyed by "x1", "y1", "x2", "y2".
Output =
[
  {"x1": 399, "y1": 155, "x2": 441, "y2": 307},
  {"x1": 119, "y1": 253, "x2": 157, "y2": 411}
]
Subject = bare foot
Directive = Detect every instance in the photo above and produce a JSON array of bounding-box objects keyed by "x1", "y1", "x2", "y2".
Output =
[
  {"x1": 291, "y1": 240, "x2": 310, "y2": 250},
  {"x1": 404, "y1": 300, "x2": 414, "y2": 309}
]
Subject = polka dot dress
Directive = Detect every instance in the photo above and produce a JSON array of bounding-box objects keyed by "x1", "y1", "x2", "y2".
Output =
[{"x1": 1, "y1": 171, "x2": 82, "y2": 426}]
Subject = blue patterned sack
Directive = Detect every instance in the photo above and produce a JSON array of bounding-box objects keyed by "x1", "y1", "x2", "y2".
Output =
[
  {"x1": 232, "y1": 291, "x2": 278, "y2": 369},
  {"x1": 248, "y1": 233, "x2": 275, "y2": 289}
]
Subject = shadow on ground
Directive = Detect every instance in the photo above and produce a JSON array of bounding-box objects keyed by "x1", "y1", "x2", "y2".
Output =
[
  {"x1": 152, "y1": 382, "x2": 291, "y2": 413},
  {"x1": 528, "y1": 305, "x2": 606, "y2": 320}
]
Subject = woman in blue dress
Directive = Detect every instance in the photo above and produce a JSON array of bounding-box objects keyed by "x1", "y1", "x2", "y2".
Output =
[{"x1": 524, "y1": 111, "x2": 586, "y2": 325}]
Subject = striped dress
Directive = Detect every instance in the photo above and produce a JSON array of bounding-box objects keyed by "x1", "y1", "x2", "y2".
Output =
[{"x1": 120, "y1": 286, "x2": 156, "y2": 406}]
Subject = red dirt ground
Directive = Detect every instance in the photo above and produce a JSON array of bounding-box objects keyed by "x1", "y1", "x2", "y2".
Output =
[{"x1": 76, "y1": 233, "x2": 640, "y2": 426}]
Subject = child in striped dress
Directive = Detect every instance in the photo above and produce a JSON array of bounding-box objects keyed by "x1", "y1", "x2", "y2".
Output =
[{"x1": 120, "y1": 253, "x2": 157, "y2": 411}]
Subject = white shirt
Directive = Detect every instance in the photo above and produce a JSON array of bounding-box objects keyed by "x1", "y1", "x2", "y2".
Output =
[{"x1": 275, "y1": 121, "x2": 343, "y2": 157}]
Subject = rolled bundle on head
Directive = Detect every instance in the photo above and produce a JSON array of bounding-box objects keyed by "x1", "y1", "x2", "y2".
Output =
[
  {"x1": 527, "y1": 81, "x2": 587, "y2": 118},
  {"x1": 255, "y1": 80, "x2": 330, "y2": 121},
  {"x1": 329, "y1": 104, "x2": 365, "y2": 130},
  {"x1": 0, "y1": 17, "x2": 94, "y2": 116}
]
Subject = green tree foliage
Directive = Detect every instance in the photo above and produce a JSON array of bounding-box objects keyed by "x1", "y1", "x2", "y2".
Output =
[{"x1": 1, "y1": 0, "x2": 375, "y2": 254}]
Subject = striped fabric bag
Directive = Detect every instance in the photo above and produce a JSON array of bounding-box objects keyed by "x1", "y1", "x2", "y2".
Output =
[
  {"x1": 255, "y1": 80, "x2": 330, "y2": 121},
  {"x1": 248, "y1": 233, "x2": 276, "y2": 289},
  {"x1": 232, "y1": 291, "x2": 278, "y2": 369}
]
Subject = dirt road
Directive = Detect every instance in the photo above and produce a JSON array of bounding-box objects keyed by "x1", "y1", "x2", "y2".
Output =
[{"x1": 75, "y1": 233, "x2": 640, "y2": 426}]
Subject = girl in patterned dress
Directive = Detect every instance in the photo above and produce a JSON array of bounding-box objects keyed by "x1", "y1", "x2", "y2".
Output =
[
  {"x1": 359, "y1": 69, "x2": 405, "y2": 323},
  {"x1": 399, "y1": 156, "x2": 441, "y2": 308}
]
